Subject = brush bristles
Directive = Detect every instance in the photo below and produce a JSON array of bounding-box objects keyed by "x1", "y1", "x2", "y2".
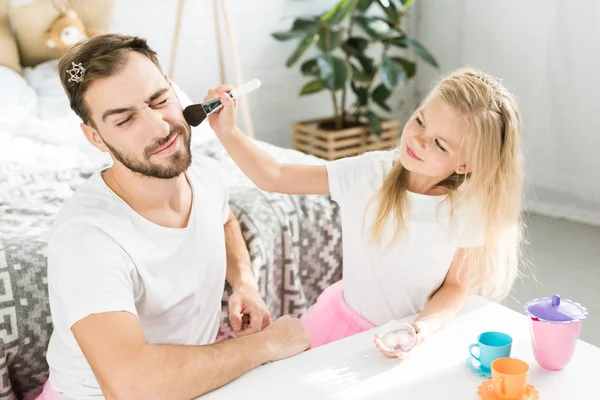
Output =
[{"x1": 183, "y1": 104, "x2": 207, "y2": 127}]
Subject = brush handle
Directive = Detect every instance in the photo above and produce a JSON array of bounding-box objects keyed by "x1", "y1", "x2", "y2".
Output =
[
  {"x1": 205, "y1": 79, "x2": 261, "y2": 115},
  {"x1": 230, "y1": 79, "x2": 261, "y2": 99}
]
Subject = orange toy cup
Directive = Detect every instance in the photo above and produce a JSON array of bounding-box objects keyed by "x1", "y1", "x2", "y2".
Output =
[{"x1": 491, "y1": 358, "x2": 529, "y2": 399}]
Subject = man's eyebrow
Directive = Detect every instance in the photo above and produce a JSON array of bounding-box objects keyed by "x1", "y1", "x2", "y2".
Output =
[
  {"x1": 149, "y1": 88, "x2": 169, "y2": 102},
  {"x1": 102, "y1": 107, "x2": 136, "y2": 122},
  {"x1": 101, "y1": 88, "x2": 170, "y2": 122}
]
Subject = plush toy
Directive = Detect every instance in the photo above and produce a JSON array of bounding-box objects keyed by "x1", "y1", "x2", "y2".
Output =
[
  {"x1": 0, "y1": 0, "x2": 20, "y2": 72},
  {"x1": 0, "y1": 0, "x2": 113, "y2": 74},
  {"x1": 45, "y1": 9, "x2": 102, "y2": 52}
]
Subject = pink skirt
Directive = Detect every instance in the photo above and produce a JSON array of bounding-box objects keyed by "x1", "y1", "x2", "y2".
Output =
[
  {"x1": 300, "y1": 280, "x2": 375, "y2": 348},
  {"x1": 36, "y1": 380, "x2": 70, "y2": 400}
]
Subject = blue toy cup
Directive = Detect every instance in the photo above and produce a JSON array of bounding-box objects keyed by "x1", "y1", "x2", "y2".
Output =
[{"x1": 469, "y1": 331, "x2": 512, "y2": 371}]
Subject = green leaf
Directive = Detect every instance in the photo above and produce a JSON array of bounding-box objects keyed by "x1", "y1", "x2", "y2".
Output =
[
  {"x1": 372, "y1": 84, "x2": 392, "y2": 112},
  {"x1": 398, "y1": 37, "x2": 439, "y2": 68},
  {"x1": 321, "y1": 0, "x2": 354, "y2": 24},
  {"x1": 286, "y1": 31, "x2": 317, "y2": 68},
  {"x1": 351, "y1": 82, "x2": 369, "y2": 106},
  {"x1": 357, "y1": 0, "x2": 374, "y2": 12},
  {"x1": 292, "y1": 16, "x2": 320, "y2": 31},
  {"x1": 379, "y1": 56, "x2": 406, "y2": 89},
  {"x1": 300, "y1": 59, "x2": 319, "y2": 76},
  {"x1": 400, "y1": 0, "x2": 416, "y2": 13},
  {"x1": 317, "y1": 25, "x2": 343, "y2": 52},
  {"x1": 377, "y1": 0, "x2": 399, "y2": 22},
  {"x1": 351, "y1": 63, "x2": 373, "y2": 83},
  {"x1": 357, "y1": 54, "x2": 375, "y2": 75},
  {"x1": 372, "y1": 83, "x2": 391, "y2": 100},
  {"x1": 272, "y1": 31, "x2": 299, "y2": 41},
  {"x1": 354, "y1": 16, "x2": 401, "y2": 39},
  {"x1": 316, "y1": 54, "x2": 349, "y2": 91},
  {"x1": 341, "y1": 36, "x2": 370, "y2": 57},
  {"x1": 300, "y1": 80, "x2": 326, "y2": 95},
  {"x1": 371, "y1": 84, "x2": 392, "y2": 112},
  {"x1": 383, "y1": 35, "x2": 408, "y2": 48},
  {"x1": 392, "y1": 57, "x2": 417, "y2": 78},
  {"x1": 272, "y1": 17, "x2": 319, "y2": 41},
  {"x1": 366, "y1": 110, "x2": 383, "y2": 136}
]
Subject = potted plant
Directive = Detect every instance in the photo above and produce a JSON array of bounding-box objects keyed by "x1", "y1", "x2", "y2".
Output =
[{"x1": 272, "y1": 0, "x2": 438, "y2": 160}]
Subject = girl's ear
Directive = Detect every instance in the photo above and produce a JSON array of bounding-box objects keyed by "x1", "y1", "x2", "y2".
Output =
[{"x1": 456, "y1": 163, "x2": 471, "y2": 175}]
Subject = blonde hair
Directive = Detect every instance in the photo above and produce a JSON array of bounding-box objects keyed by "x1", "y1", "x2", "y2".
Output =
[{"x1": 369, "y1": 67, "x2": 524, "y2": 300}]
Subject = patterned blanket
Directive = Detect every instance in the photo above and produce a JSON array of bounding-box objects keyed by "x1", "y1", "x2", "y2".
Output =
[{"x1": 0, "y1": 139, "x2": 342, "y2": 399}]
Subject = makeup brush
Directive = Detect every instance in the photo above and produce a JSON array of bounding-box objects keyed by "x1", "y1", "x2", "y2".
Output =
[{"x1": 183, "y1": 79, "x2": 261, "y2": 127}]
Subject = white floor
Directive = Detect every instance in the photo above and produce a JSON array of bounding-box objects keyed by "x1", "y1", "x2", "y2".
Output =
[{"x1": 502, "y1": 213, "x2": 600, "y2": 346}]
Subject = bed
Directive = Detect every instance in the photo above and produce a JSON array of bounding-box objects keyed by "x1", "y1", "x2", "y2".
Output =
[{"x1": 0, "y1": 63, "x2": 342, "y2": 399}]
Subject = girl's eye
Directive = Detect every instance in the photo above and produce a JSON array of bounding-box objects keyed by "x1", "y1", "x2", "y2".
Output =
[
  {"x1": 416, "y1": 116, "x2": 424, "y2": 127},
  {"x1": 435, "y1": 139, "x2": 447, "y2": 152}
]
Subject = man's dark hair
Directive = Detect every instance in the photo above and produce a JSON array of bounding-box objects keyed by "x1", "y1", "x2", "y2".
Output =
[{"x1": 58, "y1": 34, "x2": 163, "y2": 127}]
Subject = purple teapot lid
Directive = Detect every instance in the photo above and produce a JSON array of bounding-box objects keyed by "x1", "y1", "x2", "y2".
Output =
[{"x1": 524, "y1": 294, "x2": 588, "y2": 323}]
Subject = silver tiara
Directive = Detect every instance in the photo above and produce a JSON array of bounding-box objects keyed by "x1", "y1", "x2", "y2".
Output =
[
  {"x1": 67, "y1": 62, "x2": 86, "y2": 84},
  {"x1": 478, "y1": 74, "x2": 503, "y2": 93},
  {"x1": 477, "y1": 74, "x2": 504, "y2": 109}
]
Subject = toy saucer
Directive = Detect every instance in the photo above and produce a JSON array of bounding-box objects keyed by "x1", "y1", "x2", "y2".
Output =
[
  {"x1": 465, "y1": 357, "x2": 491, "y2": 378},
  {"x1": 477, "y1": 379, "x2": 539, "y2": 400}
]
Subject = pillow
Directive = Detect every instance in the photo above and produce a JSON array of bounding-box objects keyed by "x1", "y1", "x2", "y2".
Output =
[
  {"x1": 9, "y1": 0, "x2": 114, "y2": 68},
  {"x1": 0, "y1": 64, "x2": 38, "y2": 122},
  {"x1": 23, "y1": 58, "x2": 71, "y2": 120},
  {"x1": 0, "y1": 0, "x2": 20, "y2": 72}
]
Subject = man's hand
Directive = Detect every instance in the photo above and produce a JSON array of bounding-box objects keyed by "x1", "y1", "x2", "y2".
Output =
[
  {"x1": 261, "y1": 315, "x2": 311, "y2": 362},
  {"x1": 229, "y1": 283, "x2": 271, "y2": 336}
]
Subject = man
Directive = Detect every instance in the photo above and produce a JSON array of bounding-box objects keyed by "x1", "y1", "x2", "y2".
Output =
[{"x1": 41, "y1": 33, "x2": 309, "y2": 399}]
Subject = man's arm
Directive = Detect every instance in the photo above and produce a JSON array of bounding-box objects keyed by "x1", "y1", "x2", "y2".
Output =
[
  {"x1": 224, "y1": 210, "x2": 256, "y2": 292},
  {"x1": 223, "y1": 209, "x2": 272, "y2": 335},
  {"x1": 73, "y1": 311, "x2": 307, "y2": 399}
]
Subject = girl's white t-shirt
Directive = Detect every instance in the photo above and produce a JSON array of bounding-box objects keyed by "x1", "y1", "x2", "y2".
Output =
[{"x1": 326, "y1": 150, "x2": 485, "y2": 326}]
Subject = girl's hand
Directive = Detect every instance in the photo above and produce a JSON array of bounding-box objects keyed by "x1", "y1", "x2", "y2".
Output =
[
  {"x1": 205, "y1": 84, "x2": 238, "y2": 138},
  {"x1": 373, "y1": 322, "x2": 425, "y2": 359}
]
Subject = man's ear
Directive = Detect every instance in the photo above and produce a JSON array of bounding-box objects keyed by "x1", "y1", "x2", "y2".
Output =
[{"x1": 80, "y1": 123, "x2": 109, "y2": 153}]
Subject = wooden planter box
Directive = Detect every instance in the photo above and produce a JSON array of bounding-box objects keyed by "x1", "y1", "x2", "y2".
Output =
[{"x1": 292, "y1": 117, "x2": 401, "y2": 161}]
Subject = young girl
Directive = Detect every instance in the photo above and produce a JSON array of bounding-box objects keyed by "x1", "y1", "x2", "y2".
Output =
[{"x1": 205, "y1": 68, "x2": 524, "y2": 358}]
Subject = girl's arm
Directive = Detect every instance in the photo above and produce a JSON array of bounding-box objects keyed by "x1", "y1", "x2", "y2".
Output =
[
  {"x1": 412, "y1": 247, "x2": 474, "y2": 337},
  {"x1": 205, "y1": 85, "x2": 329, "y2": 195},
  {"x1": 374, "y1": 248, "x2": 474, "y2": 358}
]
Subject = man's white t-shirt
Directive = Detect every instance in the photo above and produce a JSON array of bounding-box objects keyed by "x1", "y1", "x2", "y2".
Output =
[
  {"x1": 326, "y1": 150, "x2": 485, "y2": 326},
  {"x1": 46, "y1": 156, "x2": 229, "y2": 399}
]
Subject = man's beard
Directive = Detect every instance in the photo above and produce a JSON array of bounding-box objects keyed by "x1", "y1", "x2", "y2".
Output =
[{"x1": 104, "y1": 122, "x2": 192, "y2": 179}]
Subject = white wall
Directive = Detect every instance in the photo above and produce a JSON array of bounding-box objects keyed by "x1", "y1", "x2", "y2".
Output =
[{"x1": 416, "y1": 0, "x2": 600, "y2": 226}]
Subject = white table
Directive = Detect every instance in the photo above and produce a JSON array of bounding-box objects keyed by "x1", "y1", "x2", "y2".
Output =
[{"x1": 203, "y1": 296, "x2": 597, "y2": 399}]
